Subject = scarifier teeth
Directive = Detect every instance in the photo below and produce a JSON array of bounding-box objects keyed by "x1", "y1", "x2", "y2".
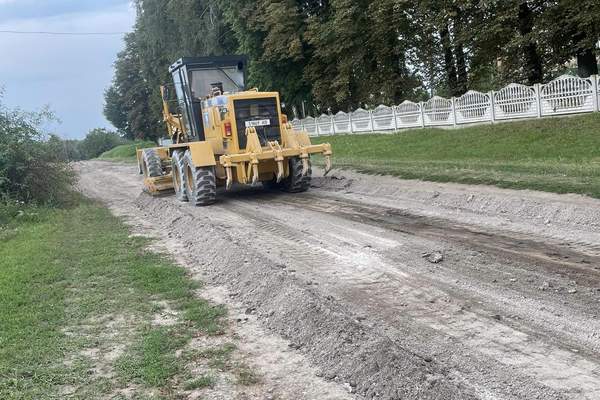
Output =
[
  {"x1": 225, "y1": 165, "x2": 233, "y2": 190},
  {"x1": 324, "y1": 155, "x2": 332, "y2": 175},
  {"x1": 276, "y1": 160, "x2": 284, "y2": 183},
  {"x1": 251, "y1": 164, "x2": 260, "y2": 186},
  {"x1": 301, "y1": 158, "x2": 310, "y2": 177}
]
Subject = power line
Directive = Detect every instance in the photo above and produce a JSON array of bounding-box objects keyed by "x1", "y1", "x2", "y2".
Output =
[{"x1": 0, "y1": 30, "x2": 129, "y2": 36}]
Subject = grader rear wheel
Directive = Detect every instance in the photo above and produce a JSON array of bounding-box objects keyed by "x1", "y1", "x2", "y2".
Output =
[
  {"x1": 142, "y1": 149, "x2": 163, "y2": 178},
  {"x1": 282, "y1": 157, "x2": 311, "y2": 193},
  {"x1": 183, "y1": 150, "x2": 216, "y2": 206},
  {"x1": 171, "y1": 150, "x2": 188, "y2": 202},
  {"x1": 263, "y1": 157, "x2": 312, "y2": 193}
]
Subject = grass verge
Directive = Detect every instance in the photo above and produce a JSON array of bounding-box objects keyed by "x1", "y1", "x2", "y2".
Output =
[
  {"x1": 313, "y1": 113, "x2": 600, "y2": 198},
  {"x1": 0, "y1": 198, "x2": 241, "y2": 399},
  {"x1": 98, "y1": 140, "x2": 156, "y2": 162}
]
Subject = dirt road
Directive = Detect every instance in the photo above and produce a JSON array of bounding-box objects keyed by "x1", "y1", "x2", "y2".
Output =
[{"x1": 78, "y1": 161, "x2": 600, "y2": 400}]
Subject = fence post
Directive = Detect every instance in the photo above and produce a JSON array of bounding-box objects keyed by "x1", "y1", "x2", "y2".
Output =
[
  {"x1": 451, "y1": 97, "x2": 457, "y2": 127},
  {"x1": 489, "y1": 91, "x2": 496, "y2": 123},
  {"x1": 392, "y1": 106, "x2": 399, "y2": 132},
  {"x1": 369, "y1": 110, "x2": 375, "y2": 132},
  {"x1": 315, "y1": 117, "x2": 320, "y2": 137},
  {"x1": 331, "y1": 115, "x2": 336, "y2": 135},
  {"x1": 592, "y1": 75, "x2": 599, "y2": 112},
  {"x1": 420, "y1": 102, "x2": 426, "y2": 128},
  {"x1": 535, "y1": 83, "x2": 543, "y2": 118},
  {"x1": 349, "y1": 111, "x2": 354, "y2": 134}
]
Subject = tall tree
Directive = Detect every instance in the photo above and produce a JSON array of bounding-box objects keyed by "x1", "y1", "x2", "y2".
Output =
[
  {"x1": 305, "y1": 0, "x2": 376, "y2": 111},
  {"x1": 366, "y1": 0, "x2": 422, "y2": 105},
  {"x1": 218, "y1": 0, "x2": 311, "y2": 109},
  {"x1": 517, "y1": 1, "x2": 544, "y2": 84},
  {"x1": 543, "y1": 0, "x2": 599, "y2": 77},
  {"x1": 104, "y1": 33, "x2": 158, "y2": 140}
]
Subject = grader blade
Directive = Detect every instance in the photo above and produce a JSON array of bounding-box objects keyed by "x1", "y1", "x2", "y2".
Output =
[{"x1": 143, "y1": 175, "x2": 174, "y2": 195}]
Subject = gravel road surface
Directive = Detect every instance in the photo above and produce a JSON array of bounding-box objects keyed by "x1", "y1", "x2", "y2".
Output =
[{"x1": 77, "y1": 161, "x2": 600, "y2": 400}]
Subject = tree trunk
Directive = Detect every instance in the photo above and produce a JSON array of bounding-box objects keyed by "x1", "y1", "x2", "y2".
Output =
[
  {"x1": 453, "y1": 10, "x2": 468, "y2": 96},
  {"x1": 440, "y1": 24, "x2": 458, "y2": 96},
  {"x1": 518, "y1": 2, "x2": 543, "y2": 84},
  {"x1": 573, "y1": 31, "x2": 599, "y2": 77},
  {"x1": 577, "y1": 49, "x2": 599, "y2": 77}
]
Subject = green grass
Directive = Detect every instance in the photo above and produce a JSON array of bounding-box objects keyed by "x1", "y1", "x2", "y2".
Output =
[
  {"x1": 183, "y1": 375, "x2": 215, "y2": 390},
  {"x1": 98, "y1": 140, "x2": 156, "y2": 161},
  {"x1": 0, "y1": 199, "x2": 228, "y2": 399},
  {"x1": 313, "y1": 113, "x2": 600, "y2": 198}
]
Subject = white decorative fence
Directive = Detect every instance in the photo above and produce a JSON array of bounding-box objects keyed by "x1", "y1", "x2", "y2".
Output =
[{"x1": 291, "y1": 74, "x2": 600, "y2": 136}]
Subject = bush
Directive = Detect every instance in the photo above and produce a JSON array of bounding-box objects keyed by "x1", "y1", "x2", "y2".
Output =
[
  {"x1": 79, "y1": 128, "x2": 126, "y2": 159},
  {"x1": 47, "y1": 135, "x2": 84, "y2": 161},
  {"x1": 0, "y1": 101, "x2": 75, "y2": 206}
]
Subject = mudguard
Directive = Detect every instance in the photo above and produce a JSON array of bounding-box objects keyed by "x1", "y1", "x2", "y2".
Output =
[{"x1": 188, "y1": 141, "x2": 217, "y2": 167}]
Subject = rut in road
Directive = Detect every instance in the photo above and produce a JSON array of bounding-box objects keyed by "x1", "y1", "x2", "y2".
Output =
[{"x1": 78, "y1": 161, "x2": 600, "y2": 400}]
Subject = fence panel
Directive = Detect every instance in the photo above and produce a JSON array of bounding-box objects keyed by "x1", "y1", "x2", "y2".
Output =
[
  {"x1": 455, "y1": 91, "x2": 492, "y2": 124},
  {"x1": 493, "y1": 83, "x2": 538, "y2": 120},
  {"x1": 539, "y1": 75, "x2": 595, "y2": 116},
  {"x1": 351, "y1": 108, "x2": 373, "y2": 133},
  {"x1": 395, "y1": 101, "x2": 422, "y2": 128},
  {"x1": 334, "y1": 111, "x2": 351, "y2": 133},
  {"x1": 423, "y1": 96, "x2": 453, "y2": 126},
  {"x1": 317, "y1": 114, "x2": 334, "y2": 135},
  {"x1": 303, "y1": 116, "x2": 317, "y2": 136},
  {"x1": 291, "y1": 118, "x2": 302, "y2": 132},
  {"x1": 372, "y1": 105, "x2": 395, "y2": 131}
]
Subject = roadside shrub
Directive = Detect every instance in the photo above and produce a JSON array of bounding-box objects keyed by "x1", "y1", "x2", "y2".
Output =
[
  {"x1": 47, "y1": 134, "x2": 84, "y2": 161},
  {"x1": 79, "y1": 128, "x2": 126, "y2": 159},
  {"x1": 0, "y1": 100, "x2": 75, "y2": 206}
]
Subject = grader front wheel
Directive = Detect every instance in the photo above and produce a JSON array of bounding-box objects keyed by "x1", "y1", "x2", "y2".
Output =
[
  {"x1": 183, "y1": 150, "x2": 216, "y2": 206},
  {"x1": 142, "y1": 149, "x2": 163, "y2": 178}
]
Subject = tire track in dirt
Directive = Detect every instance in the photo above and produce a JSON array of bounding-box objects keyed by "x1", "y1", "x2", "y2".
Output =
[{"x1": 215, "y1": 196, "x2": 600, "y2": 399}]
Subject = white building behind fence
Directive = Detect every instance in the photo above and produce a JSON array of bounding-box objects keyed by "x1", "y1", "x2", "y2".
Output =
[{"x1": 291, "y1": 74, "x2": 600, "y2": 136}]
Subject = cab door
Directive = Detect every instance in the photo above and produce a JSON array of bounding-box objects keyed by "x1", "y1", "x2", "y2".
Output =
[{"x1": 172, "y1": 67, "x2": 205, "y2": 141}]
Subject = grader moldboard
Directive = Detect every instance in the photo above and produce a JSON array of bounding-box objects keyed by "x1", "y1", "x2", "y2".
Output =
[{"x1": 137, "y1": 55, "x2": 333, "y2": 206}]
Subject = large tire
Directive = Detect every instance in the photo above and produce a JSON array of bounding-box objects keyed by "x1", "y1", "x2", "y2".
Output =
[
  {"x1": 183, "y1": 150, "x2": 216, "y2": 206},
  {"x1": 171, "y1": 150, "x2": 188, "y2": 202},
  {"x1": 282, "y1": 157, "x2": 311, "y2": 193},
  {"x1": 142, "y1": 149, "x2": 163, "y2": 178}
]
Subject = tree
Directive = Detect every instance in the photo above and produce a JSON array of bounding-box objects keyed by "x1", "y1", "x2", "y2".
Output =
[
  {"x1": 104, "y1": 33, "x2": 159, "y2": 140},
  {"x1": 217, "y1": 0, "x2": 310, "y2": 108},
  {"x1": 0, "y1": 100, "x2": 74, "y2": 204},
  {"x1": 103, "y1": 85, "x2": 127, "y2": 134},
  {"x1": 78, "y1": 128, "x2": 125, "y2": 160},
  {"x1": 517, "y1": 1, "x2": 544, "y2": 84},
  {"x1": 366, "y1": 0, "x2": 422, "y2": 104},
  {"x1": 107, "y1": 0, "x2": 598, "y2": 129},
  {"x1": 543, "y1": 0, "x2": 599, "y2": 77},
  {"x1": 304, "y1": 0, "x2": 377, "y2": 111}
]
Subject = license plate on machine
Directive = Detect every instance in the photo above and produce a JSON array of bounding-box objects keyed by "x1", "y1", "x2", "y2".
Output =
[{"x1": 245, "y1": 119, "x2": 270, "y2": 128}]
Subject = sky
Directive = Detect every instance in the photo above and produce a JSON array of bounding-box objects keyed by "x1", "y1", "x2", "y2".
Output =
[{"x1": 0, "y1": 0, "x2": 136, "y2": 139}]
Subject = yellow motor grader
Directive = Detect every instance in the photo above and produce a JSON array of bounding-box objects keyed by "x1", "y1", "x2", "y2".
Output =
[{"x1": 137, "y1": 55, "x2": 332, "y2": 206}]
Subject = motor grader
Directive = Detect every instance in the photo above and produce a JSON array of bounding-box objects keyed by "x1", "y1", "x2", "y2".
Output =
[{"x1": 136, "y1": 55, "x2": 332, "y2": 206}]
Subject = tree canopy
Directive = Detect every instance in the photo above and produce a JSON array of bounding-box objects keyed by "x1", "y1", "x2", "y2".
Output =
[{"x1": 104, "y1": 0, "x2": 600, "y2": 139}]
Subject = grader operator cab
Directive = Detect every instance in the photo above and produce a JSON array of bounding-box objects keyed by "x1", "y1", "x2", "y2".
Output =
[{"x1": 137, "y1": 55, "x2": 332, "y2": 206}]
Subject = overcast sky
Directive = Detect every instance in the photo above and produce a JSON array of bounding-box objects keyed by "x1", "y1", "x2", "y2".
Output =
[{"x1": 0, "y1": 0, "x2": 136, "y2": 139}]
